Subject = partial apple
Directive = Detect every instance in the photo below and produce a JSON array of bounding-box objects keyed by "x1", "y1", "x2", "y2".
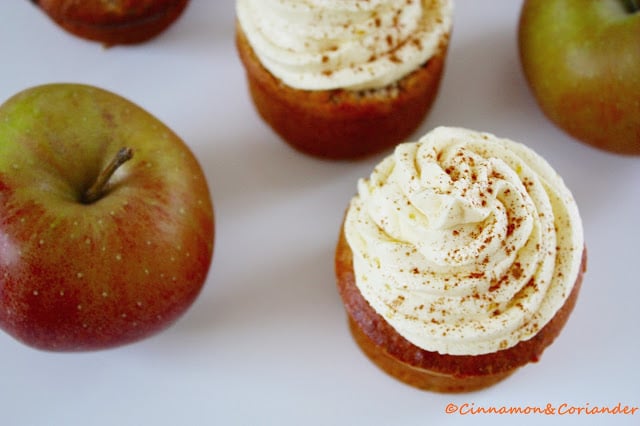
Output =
[
  {"x1": 518, "y1": 0, "x2": 640, "y2": 155},
  {"x1": 0, "y1": 83, "x2": 214, "y2": 351},
  {"x1": 31, "y1": 0, "x2": 190, "y2": 46}
]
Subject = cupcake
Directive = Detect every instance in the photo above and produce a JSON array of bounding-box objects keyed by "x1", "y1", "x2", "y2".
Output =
[
  {"x1": 31, "y1": 0, "x2": 190, "y2": 46},
  {"x1": 236, "y1": 0, "x2": 453, "y2": 160},
  {"x1": 335, "y1": 126, "x2": 587, "y2": 392}
]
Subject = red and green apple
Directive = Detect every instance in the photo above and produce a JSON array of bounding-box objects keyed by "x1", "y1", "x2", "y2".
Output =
[
  {"x1": 0, "y1": 83, "x2": 214, "y2": 351},
  {"x1": 518, "y1": 0, "x2": 640, "y2": 155},
  {"x1": 30, "y1": 0, "x2": 190, "y2": 46}
]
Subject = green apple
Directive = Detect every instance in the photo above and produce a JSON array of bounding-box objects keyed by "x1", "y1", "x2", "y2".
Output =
[
  {"x1": 0, "y1": 83, "x2": 215, "y2": 351},
  {"x1": 518, "y1": 0, "x2": 640, "y2": 155}
]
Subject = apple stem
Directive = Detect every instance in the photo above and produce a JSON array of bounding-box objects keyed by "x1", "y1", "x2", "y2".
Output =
[
  {"x1": 626, "y1": 0, "x2": 640, "y2": 12},
  {"x1": 82, "y1": 147, "x2": 134, "y2": 204}
]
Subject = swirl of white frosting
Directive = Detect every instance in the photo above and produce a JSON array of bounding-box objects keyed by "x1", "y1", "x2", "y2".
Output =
[
  {"x1": 344, "y1": 127, "x2": 584, "y2": 356},
  {"x1": 236, "y1": 0, "x2": 453, "y2": 90}
]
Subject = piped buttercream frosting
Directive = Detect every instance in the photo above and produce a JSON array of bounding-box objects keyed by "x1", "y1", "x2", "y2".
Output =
[
  {"x1": 344, "y1": 127, "x2": 584, "y2": 355},
  {"x1": 237, "y1": 0, "x2": 453, "y2": 91}
]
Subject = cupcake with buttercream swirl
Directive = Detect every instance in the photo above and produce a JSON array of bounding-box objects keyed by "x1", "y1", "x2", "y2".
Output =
[
  {"x1": 235, "y1": 0, "x2": 453, "y2": 159},
  {"x1": 336, "y1": 126, "x2": 587, "y2": 392}
]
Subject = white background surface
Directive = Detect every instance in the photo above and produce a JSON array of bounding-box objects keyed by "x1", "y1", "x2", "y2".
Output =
[{"x1": 1, "y1": 1, "x2": 639, "y2": 425}]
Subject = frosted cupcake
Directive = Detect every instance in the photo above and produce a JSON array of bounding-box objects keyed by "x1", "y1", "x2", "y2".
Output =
[
  {"x1": 335, "y1": 127, "x2": 587, "y2": 392},
  {"x1": 236, "y1": 0, "x2": 453, "y2": 159}
]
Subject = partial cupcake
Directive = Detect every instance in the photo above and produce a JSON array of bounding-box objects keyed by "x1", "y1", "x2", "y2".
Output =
[
  {"x1": 335, "y1": 126, "x2": 587, "y2": 392},
  {"x1": 236, "y1": 0, "x2": 453, "y2": 160},
  {"x1": 32, "y1": 0, "x2": 190, "y2": 46}
]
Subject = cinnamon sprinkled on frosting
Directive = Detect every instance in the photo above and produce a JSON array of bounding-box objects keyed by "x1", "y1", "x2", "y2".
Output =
[
  {"x1": 344, "y1": 127, "x2": 584, "y2": 355},
  {"x1": 236, "y1": 0, "x2": 453, "y2": 90}
]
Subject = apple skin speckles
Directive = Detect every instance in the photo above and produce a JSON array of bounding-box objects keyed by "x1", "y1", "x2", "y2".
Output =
[{"x1": 0, "y1": 83, "x2": 214, "y2": 352}]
